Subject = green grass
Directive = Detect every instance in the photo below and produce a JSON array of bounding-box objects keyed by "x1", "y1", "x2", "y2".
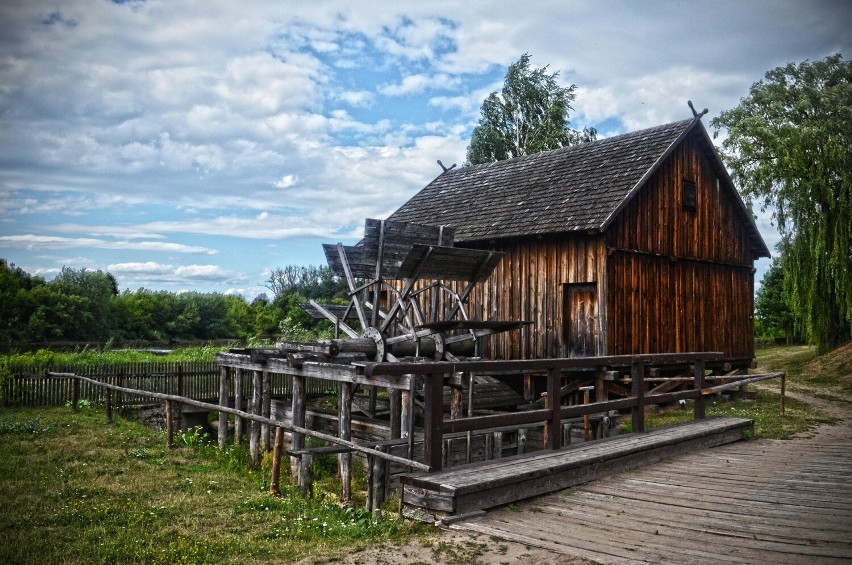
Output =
[
  {"x1": 0, "y1": 406, "x2": 426, "y2": 564},
  {"x1": 1, "y1": 344, "x2": 228, "y2": 366}
]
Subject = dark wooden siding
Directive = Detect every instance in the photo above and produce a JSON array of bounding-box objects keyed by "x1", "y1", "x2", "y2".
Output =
[
  {"x1": 411, "y1": 235, "x2": 607, "y2": 360},
  {"x1": 605, "y1": 130, "x2": 756, "y2": 359}
]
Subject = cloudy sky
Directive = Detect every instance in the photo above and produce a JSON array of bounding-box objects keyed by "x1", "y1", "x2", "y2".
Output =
[{"x1": 1, "y1": 1, "x2": 849, "y2": 299}]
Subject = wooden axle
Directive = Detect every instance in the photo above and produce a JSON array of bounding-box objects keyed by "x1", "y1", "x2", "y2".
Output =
[{"x1": 324, "y1": 328, "x2": 474, "y2": 361}]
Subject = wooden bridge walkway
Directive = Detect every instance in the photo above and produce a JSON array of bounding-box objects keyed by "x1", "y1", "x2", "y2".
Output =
[{"x1": 450, "y1": 406, "x2": 852, "y2": 564}]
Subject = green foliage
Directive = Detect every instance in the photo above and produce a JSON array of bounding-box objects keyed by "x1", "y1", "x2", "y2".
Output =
[
  {"x1": 711, "y1": 54, "x2": 852, "y2": 352},
  {"x1": 466, "y1": 53, "x2": 596, "y2": 165},
  {"x1": 0, "y1": 411, "x2": 50, "y2": 435},
  {"x1": 755, "y1": 259, "x2": 801, "y2": 343},
  {"x1": 1, "y1": 345, "x2": 226, "y2": 366}
]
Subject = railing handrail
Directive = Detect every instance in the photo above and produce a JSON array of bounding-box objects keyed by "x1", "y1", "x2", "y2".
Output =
[
  {"x1": 47, "y1": 372, "x2": 430, "y2": 472},
  {"x1": 363, "y1": 352, "x2": 727, "y2": 376}
]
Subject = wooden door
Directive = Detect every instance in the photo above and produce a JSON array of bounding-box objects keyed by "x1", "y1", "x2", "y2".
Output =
[{"x1": 564, "y1": 282, "x2": 598, "y2": 357}]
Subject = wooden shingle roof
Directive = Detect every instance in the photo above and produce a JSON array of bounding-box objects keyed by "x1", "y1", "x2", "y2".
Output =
[{"x1": 388, "y1": 119, "x2": 769, "y2": 257}]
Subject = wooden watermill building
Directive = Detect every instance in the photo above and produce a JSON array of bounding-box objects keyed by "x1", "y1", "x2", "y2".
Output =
[{"x1": 388, "y1": 117, "x2": 770, "y2": 367}]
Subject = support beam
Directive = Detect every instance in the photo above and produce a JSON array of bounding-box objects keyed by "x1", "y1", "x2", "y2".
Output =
[
  {"x1": 423, "y1": 372, "x2": 445, "y2": 471},
  {"x1": 250, "y1": 370, "x2": 262, "y2": 466},
  {"x1": 631, "y1": 361, "x2": 645, "y2": 433},
  {"x1": 218, "y1": 366, "x2": 230, "y2": 450},
  {"x1": 339, "y1": 382, "x2": 353, "y2": 504}
]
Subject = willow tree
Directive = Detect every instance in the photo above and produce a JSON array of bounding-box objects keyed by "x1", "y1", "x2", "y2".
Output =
[
  {"x1": 466, "y1": 53, "x2": 596, "y2": 165},
  {"x1": 711, "y1": 54, "x2": 852, "y2": 352}
]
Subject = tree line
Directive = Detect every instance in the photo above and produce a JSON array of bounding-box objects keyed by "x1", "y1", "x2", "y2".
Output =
[{"x1": 0, "y1": 259, "x2": 348, "y2": 346}]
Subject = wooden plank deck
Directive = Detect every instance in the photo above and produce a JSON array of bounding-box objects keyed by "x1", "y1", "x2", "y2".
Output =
[
  {"x1": 402, "y1": 417, "x2": 753, "y2": 521},
  {"x1": 450, "y1": 415, "x2": 852, "y2": 564}
]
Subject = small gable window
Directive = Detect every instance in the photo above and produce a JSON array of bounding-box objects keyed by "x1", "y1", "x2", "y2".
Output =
[{"x1": 682, "y1": 179, "x2": 697, "y2": 212}]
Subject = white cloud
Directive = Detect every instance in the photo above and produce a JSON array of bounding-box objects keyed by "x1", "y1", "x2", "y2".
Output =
[
  {"x1": 273, "y1": 174, "x2": 298, "y2": 189},
  {"x1": 0, "y1": 235, "x2": 217, "y2": 255},
  {"x1": 378, "y1": 73, "x2": 460, "y2": 96}
]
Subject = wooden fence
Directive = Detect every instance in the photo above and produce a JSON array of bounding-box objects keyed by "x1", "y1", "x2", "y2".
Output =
[{"x1": 2, "y1": 361, "x2": 333, "y2": 407}]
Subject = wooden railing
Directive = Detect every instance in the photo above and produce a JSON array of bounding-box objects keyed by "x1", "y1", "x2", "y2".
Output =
[{"x1": 363, "y1": 353, "x2": 784, "y2": 471}]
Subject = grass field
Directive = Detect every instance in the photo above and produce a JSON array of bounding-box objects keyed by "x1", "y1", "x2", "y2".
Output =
[{"x1": 0, "y1": 407, "x2": 424, "y2": 564}]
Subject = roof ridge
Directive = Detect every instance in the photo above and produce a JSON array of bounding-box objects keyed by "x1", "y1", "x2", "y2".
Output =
[{"x1": 455, "y1": 119, "x2": 694, "y2": 173}]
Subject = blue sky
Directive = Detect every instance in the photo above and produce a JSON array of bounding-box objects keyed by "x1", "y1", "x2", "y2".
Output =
[{"x1": 1, "y1": 1, "x2": 849, "y2": 299}]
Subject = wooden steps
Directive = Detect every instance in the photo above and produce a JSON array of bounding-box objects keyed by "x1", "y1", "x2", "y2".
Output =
[{"x1": 401, "y1": 417, "x2": 753, "y2": 522}]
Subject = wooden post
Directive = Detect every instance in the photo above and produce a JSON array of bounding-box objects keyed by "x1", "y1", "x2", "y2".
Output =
[
  {"x1": 250, "y1": 370, "x2": 262, "y2": 467},
  {"x1": 523, "y1": 374, "x2": 534, "y2": 402},
  {"x1": 261, "y1": 371, "x2": 271, "y2": 452},
  {"x1": 218, "y1": 366, "x2": 230, "y2": 450},
  {"x1": 596, "y1": 365, "x2": 608, "y2": 401},
  {"x1": 389, "y1": 388, "x2": 402, "y2": 439},
  {"x1": 492, "y1": 431, "x2": 503, "y2": 459},
  {"x1": 290, "y1": 374, "x2": 305, "y2": 478},
  {"x1": 450, "y1": 376, "x2": 463, "y2": 420},
  {"x1": 117, "y1": 370, "x2": 124, "y2": 408},
  {"x1": 177, "y1": 364, "x2": 184, "y2": 432},
  {"x1": 780, "y1": 372, "x2": 786, "y2": 416},
  {"x1": 423, "y1": 372, "x2": 444, "y2": 471},
  {"x1": 546, "y1": 367, "x2": 561, "y2": 450},
  {"x1": 299, "y1": 453, "x2": 313, "y2": 497},
  {"x1": 580, "y1": 385, "x2": 595, "y2": 441},
  {"x1": 165, "y1": 400, "x2": 174, "y2": 448},
  {"x1": 631, "y1": 361, "x2": 645, "y2": 433},
  {"x1": 517, "y1": 429, "x2": 527, "y2": 454},
  {"x1": 401, "y1": 380, "x2": 414, "y2": 460},
  {"x1": 233, "y1": 369, "x2": 243, "y2": 445},
  {"x1": 104, "y1": 387, "x2": 112, "y2": 423},
  {"x1": 339, "y1": 382, "x2": 353, "y2": 504},
  {"x1": 71, "y1": 377, "x2": 80, "y2": 412},
  {"x1": 693, "y1": 360, "x2": 706, "y2": 420},
  {"x1": 270, "y1": 427, "x2": 284, "y2": 497},
  {"x1": 371, "y1": 446, "x2": 386, "y2": 519}
]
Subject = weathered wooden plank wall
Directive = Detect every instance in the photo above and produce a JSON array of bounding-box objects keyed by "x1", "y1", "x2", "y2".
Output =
[
  {"x1": 605, "y1": 130, "x2": 756, "y2": 360},
  {"x1": 408, "y1": 235, "x2": 607, "y2": 360}
]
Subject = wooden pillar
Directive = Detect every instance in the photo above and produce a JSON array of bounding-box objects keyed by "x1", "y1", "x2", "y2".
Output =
[
  {"x1": 299, "y1": 454, "x2": 313, "y2": 497},
  {"x1": 450, "y1": 375, "x2": 463, "y2": 420},
  {"x1": 233, "y1": 369, "x2": 243, "y2": 445},
  {"x1": 580, "y1": 385, "x2": 595, "y2": 442},
  {"x1": 104, "y1": 388, "x2": 112, "y2": 424},
  {"x1": 423, "y1": 372, "x2": 444, "y2": 471},
  {"x1": 270, "y1": 427, "x2": 284, "y2": 497},
  {"x1": 631, "y1": 361, "x2": 645, "y2": 433},
  {"x1": 290, "y1": 374, "x2": 305, "y2": 478},
  {"x1": 389, "y1": 388, "x2": 402, "y2": 439},
  {"x1": 338, "y1": 382, "x2": 353, "y2": 504},
  {"x1": 165, "y1": 400, "x2": 174, "y2": 448},
  {"x1": 595, "y1": 365, "x2": 608, "y2": 402},
  {"x1": 71, "y1": 377, "x2": 80, "y2": 412},
  {"x1": 176, "y1": 364, "x2": 184, "y2": 432},
  {"x1": 780, "y1": 372, "x2": 786, "y2": 415},
  {"x1": 401, "y1": 378, "x2": 414, "y2": 461},
  {"x1": 371, "y1": 446, "x2": 386, "y2": 518},
  {"x1": 545, "y1": 367, "x2": 561, "y2": 450},
  {"x1": 492, "y1": 431, "x2": 503, "y2": 459},
  {"x1": 523, "y1": 374, "x2": 534, "y2": 402},
  {"x1": 250, "y1": 369, "x2": 262, "y2": 467},
  {"x1": 261, "y1": 371, "x2": 271, "y2": 452},
  {"x1": 693, "y1": 360, "x2": 706, "y2": 420},
  {"x1": 218, "y1": 367, "x2": 230, "y2": 450}
]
